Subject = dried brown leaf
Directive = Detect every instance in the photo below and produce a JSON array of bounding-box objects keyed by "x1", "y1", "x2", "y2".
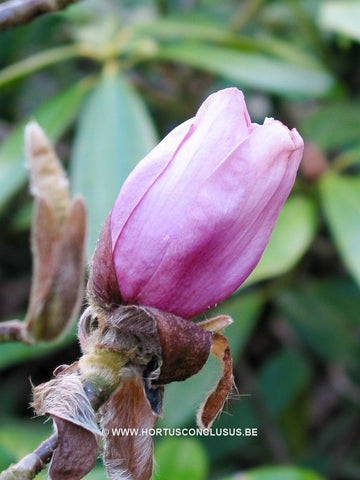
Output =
[{"x1": 197, "y1": 333, "x2": 234, "y2": 429}]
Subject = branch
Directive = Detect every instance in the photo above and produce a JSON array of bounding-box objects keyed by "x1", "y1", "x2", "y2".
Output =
[
  {"x1": 0, "y1": 0, "x2": 81, "y2": 32},
  {"x1": 0, "y1": 379, "x2": 110, "y2": 480},
  {"x1": 0, "y1": 320, "x2": 29, "y2": 343}
]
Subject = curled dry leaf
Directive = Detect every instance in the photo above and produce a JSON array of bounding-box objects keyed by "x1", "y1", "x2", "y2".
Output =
[
  {"x1": 33, "y1": 371, "x2": 101, "y2": 480},
  {"x1": 24, "y1": 122, "x2": 86, "y2": 342},
  {"x1": 197, "y1": 332, "x2": 234, "y2": 429}
]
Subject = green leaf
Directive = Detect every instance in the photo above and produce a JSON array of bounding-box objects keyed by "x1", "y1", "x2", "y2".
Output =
[
  {"x1": 276, "y1": 280, "x2": 360, "y2": 364},
  {"x1": 159, "y1": 292, "x2": 263, "y2": 428},
  {"x1": 0, "y1": 45, "x2": 82, "y2": 89},
  {"x1": 320, "y1": 1, "x2": 360, "y2": 42},
  {"x1": 0, "y1": 78, "x2": 94, "y2": 212},
  {"x1": 70, "y1": 66, "x2": 157, "y2": 256},
  {"x1": 300, "y1": 102, "x2": 360, "y2": 150},
  {"x1": 245, "y1": 196, "x2": 317, "y2": 287},
  {"x1": 222, "y1": 465, "x2": 325, "y2": 480},
  {"x1": 258, "y1": 350, "x2": 312, "y2": 417},
  {"x1": 135, "y1": 17, "x2": 328, "y2": 68},
  {"x1": 319, "y1": 173, "x2": 360, "y2": 287},
  {"x1": 0, "y1": 419, "x2": 52, "y2": 460},
  {"x1": 0, "y1": 326, "x2": 76, "y2": 371},
  {"x1": 153, "y1": 42, "x2": 334, "y2": 97},
  {"x1": 154, "y1": 438, "x2": 208, "y2": 480},
  {"x1": 82, "y1": 466, "x2": 108, "y2": 480}
]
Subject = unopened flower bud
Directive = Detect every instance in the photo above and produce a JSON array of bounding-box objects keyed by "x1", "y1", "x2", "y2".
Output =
[
  {"x1": 24, "y1": 122, "x2": 86, "y2": 342},
  {"x1": 89, "y1": 87, "x2": 303, "y2": 318}
]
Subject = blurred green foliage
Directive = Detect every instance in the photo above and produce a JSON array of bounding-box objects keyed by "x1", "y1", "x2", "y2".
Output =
[{"x1": 1, "y1": 0, "x2": 360, "y2": 479}]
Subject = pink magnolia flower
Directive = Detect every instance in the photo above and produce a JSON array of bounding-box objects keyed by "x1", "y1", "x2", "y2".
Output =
[
  {"x1": 73, "y1": 87, "x2": 304, "y2": 480},
  {"x1": 108, "y1": 87, "x2": 303, "y2": 319}
]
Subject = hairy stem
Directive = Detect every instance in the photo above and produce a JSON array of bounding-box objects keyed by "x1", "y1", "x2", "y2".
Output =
[{"x1": 0, "y1": 0, "x2": 81, "y2": 32}]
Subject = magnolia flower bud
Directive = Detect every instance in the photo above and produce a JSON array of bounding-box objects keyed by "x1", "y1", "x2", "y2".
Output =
[
  {"x1": 81, "y1": 87, "x2": 303, "y2": 480},
  {"x1": 89, "y1": 87, "x2": 303, "y2": 318}
]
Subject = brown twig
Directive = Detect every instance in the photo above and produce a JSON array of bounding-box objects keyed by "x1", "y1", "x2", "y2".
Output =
[
  {"x1": 0, "y1": 320, "x2": 29, "y2": 343},
  {"x1": 0, "y1": 0, "x2": 81, "y2": 32}
]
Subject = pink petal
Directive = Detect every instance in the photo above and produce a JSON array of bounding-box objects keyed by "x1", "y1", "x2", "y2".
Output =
[
  {"x1": 112, "y1": 88, "x2": 252, "y2": 303},
  {"x1": 131, "y1": 121, "x2": 303, "y2": 318}
]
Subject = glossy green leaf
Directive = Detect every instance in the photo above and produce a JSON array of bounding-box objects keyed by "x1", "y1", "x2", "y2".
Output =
[
  {"x1": 300, "y1": 102, "x2": 360, "y2": 150},
  {"x1": 258, "y1": 350, "x2": 312, "y2": 417},
  {"x1": 70, "y1": 67, "x2": 157, "y2": 256},
  {"x1": 245, "y1": 196, "x2": 317, "y2": 287},
  {"x1": 0, "y1": 326, "x2": 76, "y2": 371},
  {"x1": 159, "y1": 292, "x2": 263, "y2": 428},
  {"x1": 154, "y1": 438, "x2": 208, "y2": 480},
  {"x1": 135, "y1": 17, "x2": 329, "y2": 69},
  {"x1": 320, "y1": 1, "x2": 360, "y2": 42},
  {"x1": 319, "y1": 173, "x2": 360, "y2": 287},
  {"x1": 0, "y1": 78, "x2": 94, "y2": 212},
  {"x1": 277, "y1": 280, "x2": 360, "y2": 364},
  {"x1": 154, "y1": 43, "x2": 334, "y2": 97},
  {"x1": 220, "y1": 465, "x2": 325, "y2": 480},
  {"x1": 0, "y1": 45, "x2": 82, "y2": 89}
]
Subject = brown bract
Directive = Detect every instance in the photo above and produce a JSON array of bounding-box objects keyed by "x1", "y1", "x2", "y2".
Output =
[
  {"x1": 87, "y1": 212, "x2": 122, "y2": 311},
  {"x1": 33, "y1": 370, "x2": 101, "y2": 480},
  {"x1": 101, "y1": 367, "x2": 157, "y2": 480}
]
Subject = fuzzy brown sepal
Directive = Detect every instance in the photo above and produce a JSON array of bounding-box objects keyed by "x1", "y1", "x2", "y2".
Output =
[
  {"x1": 101, "y1": 366, "x2": 158, "y2": 480},
  {"x1": 144, "y1": 306, "x2": 213, "y2": 384}
]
